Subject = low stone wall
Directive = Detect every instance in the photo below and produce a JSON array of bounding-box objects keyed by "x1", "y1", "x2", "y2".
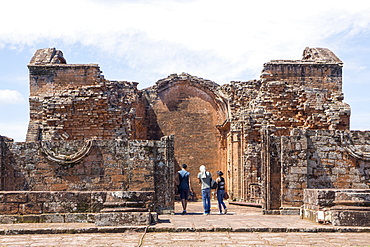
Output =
[
  {"x1": 302, "y1": 189, "x2": 370, "y2": 226},
  {"x1": 0, "y1": 136, "x2": 175, "y2": 217},
  {"x1": 0, "y1": 191, "x2": 157, "y2": 225}
]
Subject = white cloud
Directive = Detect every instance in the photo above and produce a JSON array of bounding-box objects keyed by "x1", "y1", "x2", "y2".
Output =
[
  {"x1": 2, "y1": 0, "x2": 370, "y2": 84},
  {"x1": 0, "y1": 89, "x2": 25, "y2": 105},
  {"x1": 0, "y1": 0, "x2": 370, "y2": 137}
]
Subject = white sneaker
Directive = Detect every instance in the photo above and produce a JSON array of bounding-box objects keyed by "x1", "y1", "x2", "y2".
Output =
[{"x1": 224, "y1": 208, "x2": 228, "y2": 214}]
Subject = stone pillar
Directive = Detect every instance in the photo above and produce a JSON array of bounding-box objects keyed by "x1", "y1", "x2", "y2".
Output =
[
  {"x1": 154, "y1": 135, "x2": 175, "y2": 214},
  {"x1": 261, "y1": 128, "x2": 270, "y2": 211},
  {"x1": 261, "y1": 128, "x2": 282, "y2": 213},
  {"x1": 229, "y1": 130, "x2": 242, "y2": 200}
]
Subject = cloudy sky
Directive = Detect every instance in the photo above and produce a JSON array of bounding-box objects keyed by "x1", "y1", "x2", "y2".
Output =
[{"x1": 1, "y1": 0, "x2": 370, "y2": 141}]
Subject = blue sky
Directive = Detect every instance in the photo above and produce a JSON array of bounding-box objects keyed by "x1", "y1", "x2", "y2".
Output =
[{"x1": 1, "y1": 0, "x2": 370, "y2": 141}]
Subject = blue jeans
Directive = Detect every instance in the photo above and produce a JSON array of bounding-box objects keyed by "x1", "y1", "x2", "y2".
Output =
[
  {"x1": 202, "y1": 188, "x2": 211, "y2": 213},
  {"x1": 217, "y1": 190, "x2": 227, "y2": 212}
]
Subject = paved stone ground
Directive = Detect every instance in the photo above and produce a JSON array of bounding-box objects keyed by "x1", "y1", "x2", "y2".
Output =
[
  {"x1": 1, "y1": 231, "x2": 370, "y2": 246},
  {"x1": 0, "y1": 201, "x2": 370, "y2": 246}
]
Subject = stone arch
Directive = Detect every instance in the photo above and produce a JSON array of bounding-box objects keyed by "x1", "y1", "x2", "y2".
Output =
[{"x1": 142, "y1": 73, "x2": 229, "y2": 197}]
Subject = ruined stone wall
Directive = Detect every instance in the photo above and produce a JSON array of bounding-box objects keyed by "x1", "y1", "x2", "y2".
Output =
[
  {"x1": 19, "y1": 47, "x2": 357, "y2": 205},
  {"x1": 220, "y1": 80, "x2": 260, "y2": 201},
  {"x1": 258, "y1": 47, "x2": 349, "y2": 131},
  {"x1": 0, "y1": 136, "x2": 174, "y2": 213},
  {"x1": 262, "y1": 47, "x2": 342, "y2": 89},
  {"x1": 264, "y1": 130, "x2": 370, "y2": 212},
  {"x1": 306, "y1": 130, "x2": 370, "y2": 189},
  {"x1": 27, "y1": 48, "x2": 139, "y2": 142},
  {"x1": 261, "y1": 62, "x2": 342, "y2": 92},
  {"x1": 28, "y1": 79, "x2": 139, "y2": 142},
  {"x1": 220, "y1": 47, "x2": 350, "y2": 201},
  {"x1": 279, "y1": 131, "x2": 308, "y2": 209},
  {"x1": 222, "y1": 50, "x2": 349, "y2": 135}
]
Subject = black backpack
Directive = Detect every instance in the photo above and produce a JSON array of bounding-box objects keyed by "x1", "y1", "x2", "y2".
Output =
[{"x1": 210, "y1": 178, "x2": 217, "y2": 189}]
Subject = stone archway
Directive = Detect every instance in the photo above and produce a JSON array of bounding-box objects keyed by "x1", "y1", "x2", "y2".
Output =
[{"x1": 141, "y1": 73, "x2": 229, "y2": 197}]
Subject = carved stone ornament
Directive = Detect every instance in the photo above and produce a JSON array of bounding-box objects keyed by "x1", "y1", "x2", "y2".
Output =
[{"x1": 40, "y1": 140, "x2": 93, "y2": 164}]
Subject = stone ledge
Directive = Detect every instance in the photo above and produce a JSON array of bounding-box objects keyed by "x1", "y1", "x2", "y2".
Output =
[
  {"x1": 0, "y1": 213, "x2": 96, "y2": 224},
  {"x1": 263, "y1": 208, "x2": 300, "y2": 215},
  {"x1": 303, "y1": 189, "x2": 370, "y2": 226},
  {"x1": 0, "y1": 191, "x2": 155, "y2": 215},
  {"x1": 0, "y1": 224, "x2": 368, "y2": 235},
  {"x1": 0, "y1": 211, "x2": 158, "y2": 226}
]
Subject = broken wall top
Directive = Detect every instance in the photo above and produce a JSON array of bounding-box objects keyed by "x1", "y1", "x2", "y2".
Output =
[
  {"x1": 268, "y1": 47, "x2": 343, "y2": 64},
  {"x1": 261, "y1": 47, "x2": 343, "y2": 93},
  {"x1": 28, "y1": 48, "x2": 104, "y2": 97},
  {"x1": 29, "y1": 48, "x2": 67, "y2": 65},
  {"x1": 24, "y1": 46, "x2": 351, "y2": 142}
]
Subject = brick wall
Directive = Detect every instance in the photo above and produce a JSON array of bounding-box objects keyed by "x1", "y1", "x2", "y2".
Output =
[
  {"x1": 27, "y1": 72, "x2": 139, "y2": 142},
  {"x1": 263, "y1": 130, "x2": 370, "y2": 212},
  {"x1": 0, "y1": 136, "x2": 174, "y2": 213},
  {"x1": 141, "y1": 74, "x2": 229, "y2": 197},
  {"x1": 220, "y1": 48, "x2": 350, "y2": 201},
  {"x1": 27, "y1": 48, "x2": 139, "y2": 142}
]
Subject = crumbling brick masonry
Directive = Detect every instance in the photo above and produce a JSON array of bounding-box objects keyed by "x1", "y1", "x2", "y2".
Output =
[{"x1": 1, "y1": 47, "x2": 370, "y2": 226}]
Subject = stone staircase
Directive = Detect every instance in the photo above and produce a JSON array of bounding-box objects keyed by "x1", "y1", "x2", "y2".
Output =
[
  {"x1": 100, "y1": 200, "x2": 149, "y2": 213},
  {"x1": 95, "y1": 191, "x2": 157, "y2": 226}
]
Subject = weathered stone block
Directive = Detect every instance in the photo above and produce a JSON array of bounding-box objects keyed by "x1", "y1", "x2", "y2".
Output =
[
  {"x1": 0, "y1": 215, "x2": 18, "y2": 224},
  {"x1": 290, "y1": 167, "x2": 307, "y2": 174},
  {"x1": 20, "y1": 215, "x2": 41, "y2": 223},
  {"x1": 28, "y1": 192, "x2": 54, "y2": 203},
  {"x1": 50, "y1": 184, "x2": 69, "y2": 191},
  {"x1": 64, "y1": 213, "x2": 92, "y2": 223},
  {"x1": 0, "y1": 203, "x2": 19, "y2": 214},
  {"x1": 40, "y1": 214, "x2": 65, "y2": 223},
  {"x1": 19, "y1": 203, "x2": 43, "y2": 214},
  {"x1": 4, "y1": 193, "x2": 28, "y2": 203},
  {"x1": 303, "y1": 189, "x2": 370, "y2": 226},
  {"x1": 43, "y1": 202, "x2": 75, "y2": 213},
  {"x1": 95, "y1": 212, "x2": 152, "y2": 226},
  {"x1": 105, "y1": 191, "x2": 154, "y2": 203},
  {"x1": 332, "y1": 210, "x2": 370, "y2": 226}
]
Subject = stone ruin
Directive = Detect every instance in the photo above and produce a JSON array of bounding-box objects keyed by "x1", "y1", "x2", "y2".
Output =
[{"x1": 0, "y1": 47, "x2": 370, "y2": 226}]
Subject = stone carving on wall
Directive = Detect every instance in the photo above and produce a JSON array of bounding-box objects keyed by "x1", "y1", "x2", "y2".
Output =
[
  {"x1": 341, "y1": 132, "x2": 370, "y2": 161},
  {"x1": 40, "y1": 140, "x2": 93, "y2": 164}
]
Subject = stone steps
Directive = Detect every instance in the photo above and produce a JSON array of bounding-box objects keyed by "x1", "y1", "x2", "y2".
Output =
[
  {"x1": 101, "y1": 207, "x2": 149, "y2": 213},
  {"x1": 96, "y1": 199, "x2": 152, "y2": 225},
  {"x1": 102, "y1": 201, "x2": 146, "y2": 208}
]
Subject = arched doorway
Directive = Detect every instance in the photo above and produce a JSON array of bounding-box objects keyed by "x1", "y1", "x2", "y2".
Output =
[{"x1": 142, "y1": 74, "x2": 229, "y2": 197}]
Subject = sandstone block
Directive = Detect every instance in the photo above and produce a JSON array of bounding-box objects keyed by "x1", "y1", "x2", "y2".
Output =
[
  {"x1": 19, "y1": 203, "x2": 43, "y2": 214},
  {"x1": 95, "y1": 212, "x2": 151, "y2": 226},
  {"x1": 40, "y1": 214, "x2": 65, "y2": 223},
  {"x1": 0, "y1": 203, "x2": 19, "y2": 214},
  {"x1": 4, "y1": 192, "x2": 28, "y2": 203}
]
